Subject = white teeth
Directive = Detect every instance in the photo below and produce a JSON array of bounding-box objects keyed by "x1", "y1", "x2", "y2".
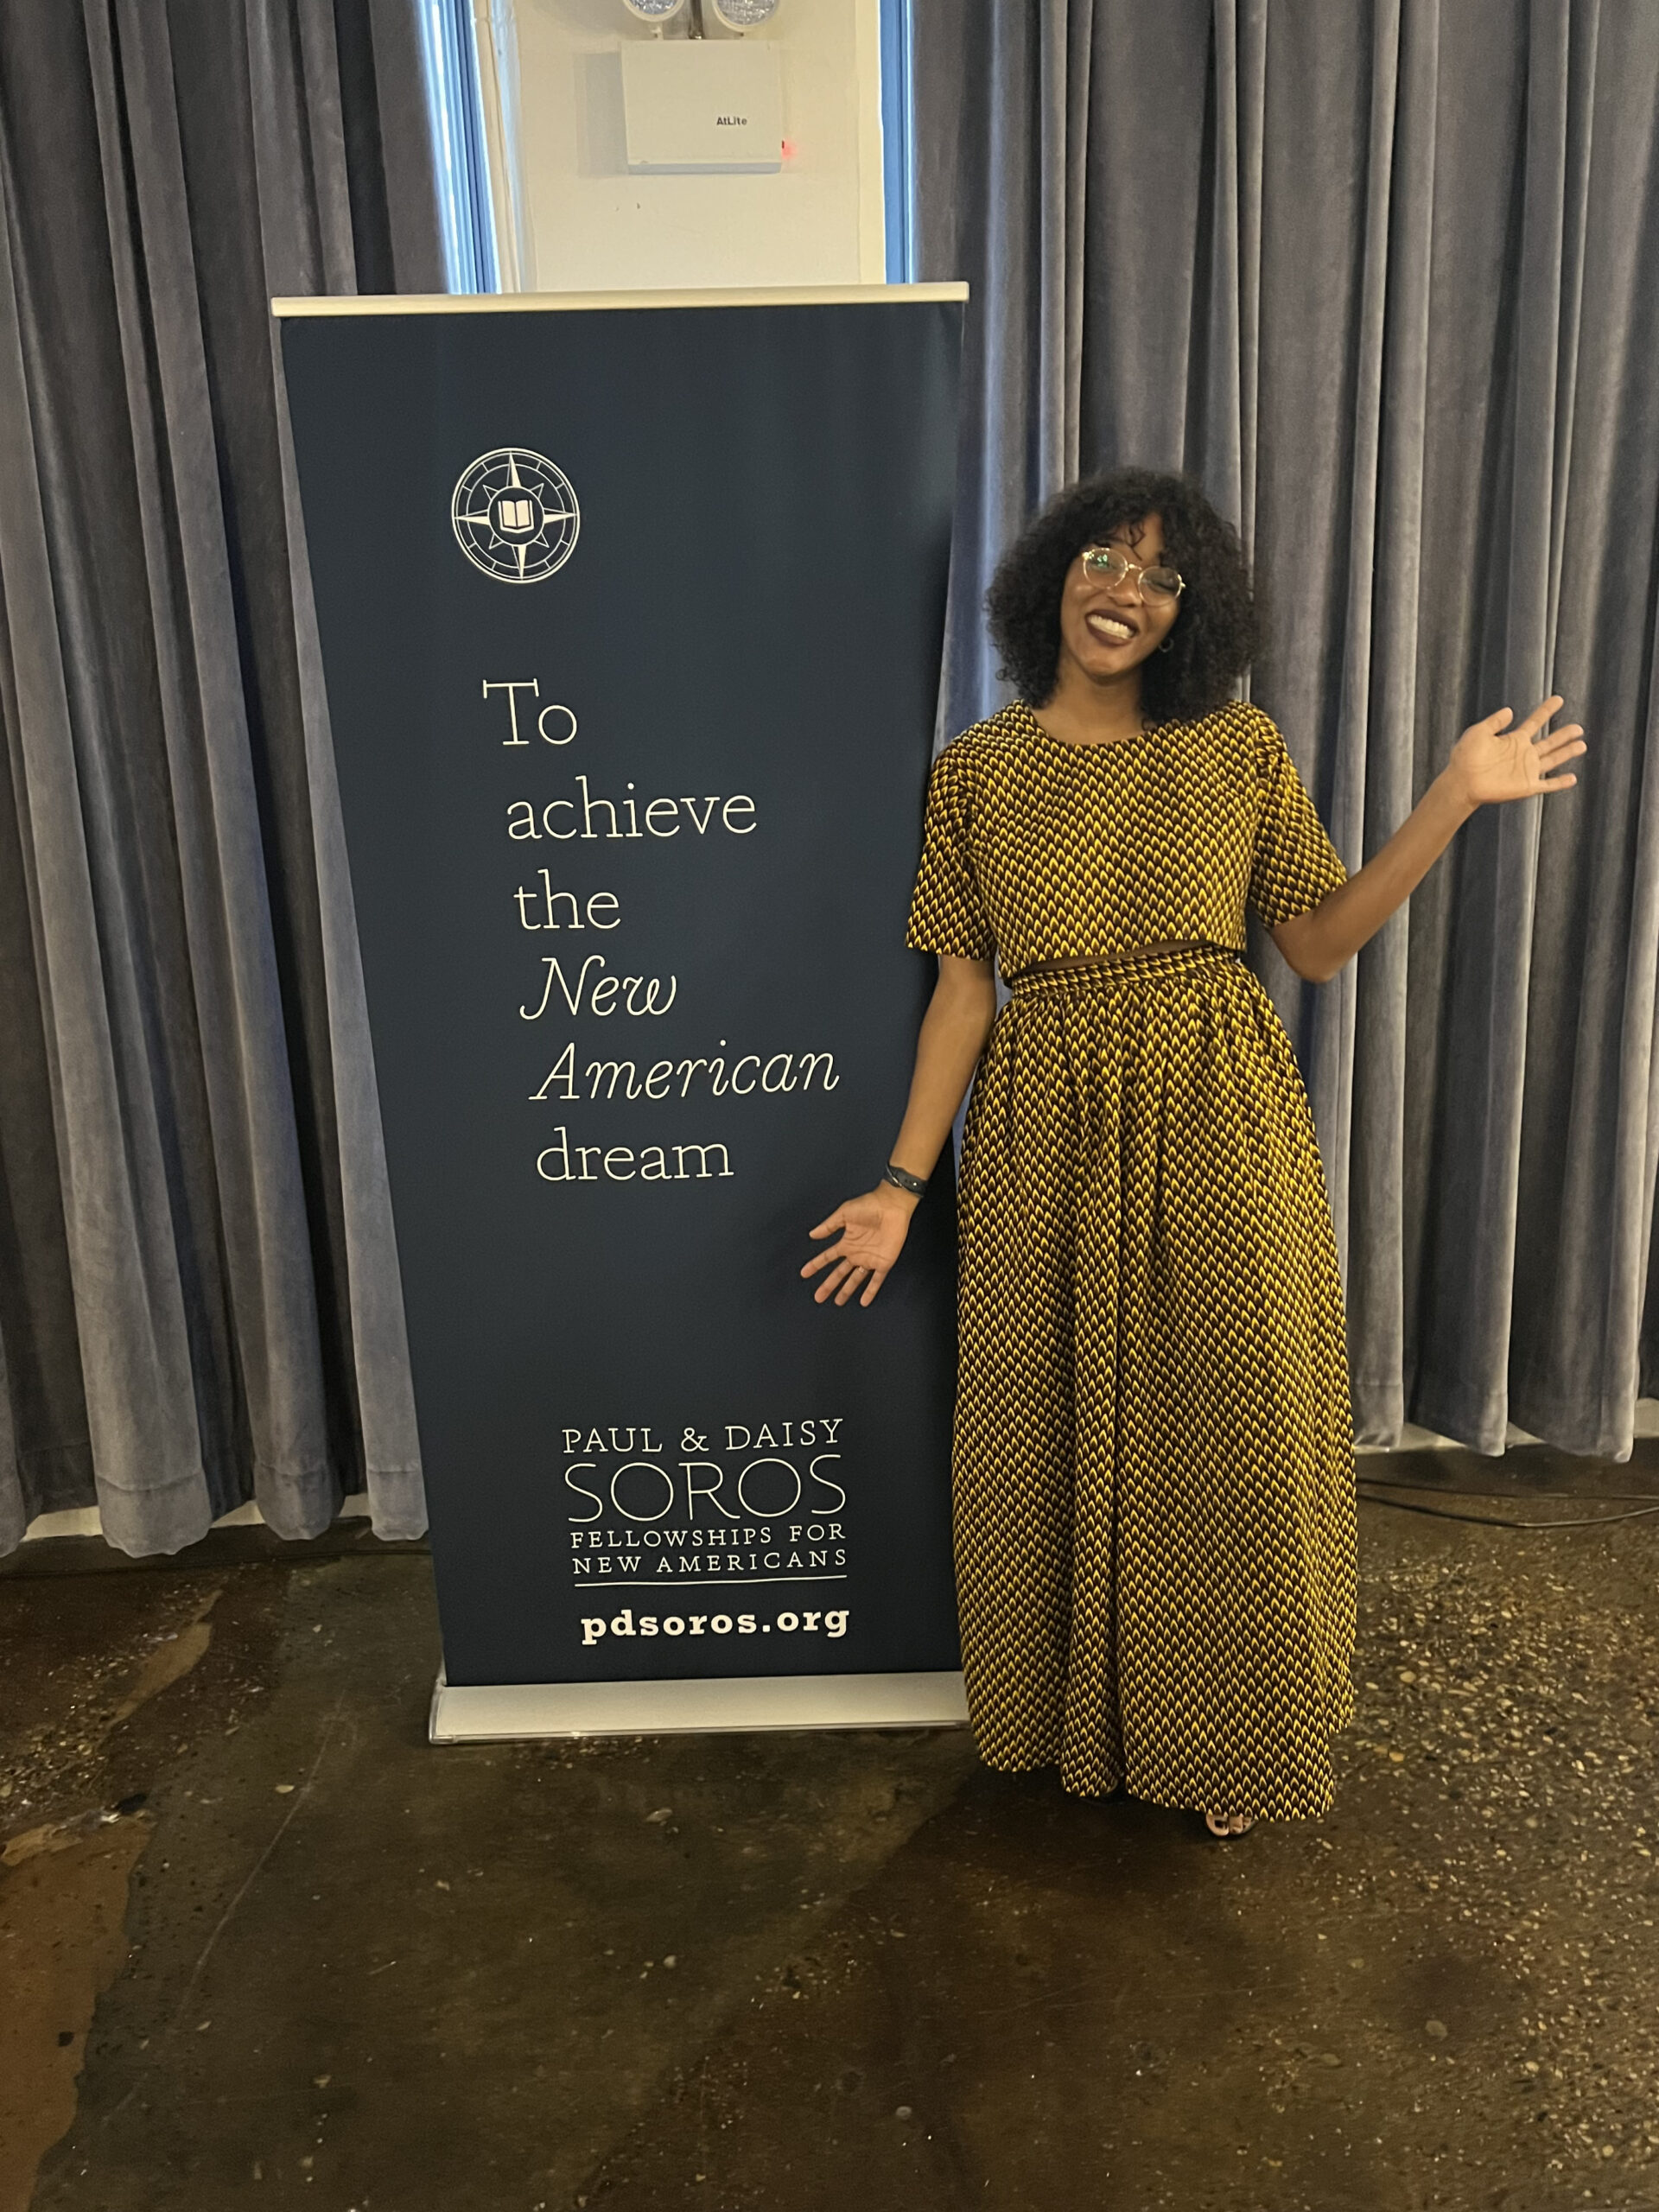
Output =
[{"x1": 1090, "y1": 614, "x2": 1134, "y2": 642}]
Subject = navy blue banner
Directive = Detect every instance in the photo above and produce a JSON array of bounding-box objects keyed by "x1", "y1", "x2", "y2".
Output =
[{"x1": 280, "y1": 294, "x2": 964, "y2": 1692}]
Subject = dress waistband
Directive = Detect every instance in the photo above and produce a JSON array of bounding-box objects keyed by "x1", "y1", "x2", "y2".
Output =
[{"x1": 1006, "y1": 941, "x2": 1243, "y2": 993}]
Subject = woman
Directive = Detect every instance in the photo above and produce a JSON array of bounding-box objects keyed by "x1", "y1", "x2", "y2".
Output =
[{"x1": 802, "y1": 468, "x2": 1584, "y2": 1837}]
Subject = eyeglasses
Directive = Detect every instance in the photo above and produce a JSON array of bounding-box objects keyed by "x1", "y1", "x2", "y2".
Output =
[{"x1": 1081, "y1": 544, "x2": 1185, "y2": 603}]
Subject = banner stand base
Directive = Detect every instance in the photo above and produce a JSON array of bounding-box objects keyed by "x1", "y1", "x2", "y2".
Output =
[{"x1": 429, "y1": 1669, "x2": 970, "y2": 1745}]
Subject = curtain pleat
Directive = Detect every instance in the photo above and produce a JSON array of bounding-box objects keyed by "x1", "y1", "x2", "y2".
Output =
[
  {"x1": 913, "y1": 0, "x2": 1659, "y2": 1461},
  {"x1": 0, "y1": 0, "x2": 442, "y2": 1554}
]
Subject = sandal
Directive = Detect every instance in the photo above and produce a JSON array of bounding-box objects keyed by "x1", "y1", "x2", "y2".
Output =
[{"x1": 1203, "y1": 1808, "x2": 1257, "y2": 1838}]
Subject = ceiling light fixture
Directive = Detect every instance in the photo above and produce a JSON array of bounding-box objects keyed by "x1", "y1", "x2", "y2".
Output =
[{"x1": 708, "y1": 0, "x2": 779, "y2": 27}]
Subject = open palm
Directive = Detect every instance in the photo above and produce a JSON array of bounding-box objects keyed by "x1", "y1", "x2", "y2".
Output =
[
  {"x1": 1448, "y1": 694, "x2": 1585, "y2": 807},
  {"x1": 801, "y1": 1189, "x2": 913, "y2": 1306}
]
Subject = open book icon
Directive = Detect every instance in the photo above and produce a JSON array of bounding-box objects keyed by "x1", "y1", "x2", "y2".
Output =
[{"x1": 498, "y1": 497, "x2": 536, "y2": 531}]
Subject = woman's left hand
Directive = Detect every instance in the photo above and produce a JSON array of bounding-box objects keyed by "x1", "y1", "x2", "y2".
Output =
[{"x1": 1445, "y1": 695, "x2": 1586, "y2": 809}]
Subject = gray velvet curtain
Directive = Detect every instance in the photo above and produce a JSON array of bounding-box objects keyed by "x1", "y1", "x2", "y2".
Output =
[
  {"x1": 0, "y1": 0, "x2": 442, "y2": 1554},
  {"x1": 913, "y1": 0, "x2": 1659, "y2": 1460}
]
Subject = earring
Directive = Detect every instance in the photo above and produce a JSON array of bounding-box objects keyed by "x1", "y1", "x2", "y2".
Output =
[{"x1": 1158, "y1": 635, "x2": 1176, "y2": 653}]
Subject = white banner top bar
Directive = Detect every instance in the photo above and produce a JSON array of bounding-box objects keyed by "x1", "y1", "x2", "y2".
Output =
[{"x1": 272, "y1": 283, "x2": 969, "y2": 319}]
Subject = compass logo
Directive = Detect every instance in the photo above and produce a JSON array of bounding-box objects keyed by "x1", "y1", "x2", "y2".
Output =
[{"x1": 451, "y1": 448, "x2": 581, "y2": 584}]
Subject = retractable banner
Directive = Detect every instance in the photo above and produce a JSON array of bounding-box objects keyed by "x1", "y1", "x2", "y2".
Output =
[{"x1": 277, "y1": 289, "x2": 968, "y2": 1739}]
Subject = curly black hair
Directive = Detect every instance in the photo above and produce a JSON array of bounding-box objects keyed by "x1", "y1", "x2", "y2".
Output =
[{"x1": 985, "y1": 467, "x2": 1262, "y2": 722}]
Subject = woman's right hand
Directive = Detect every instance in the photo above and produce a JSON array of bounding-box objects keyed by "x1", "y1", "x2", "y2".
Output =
[{"x1": 801, "y1": 1185, "x2": 918, "y2": 1307}]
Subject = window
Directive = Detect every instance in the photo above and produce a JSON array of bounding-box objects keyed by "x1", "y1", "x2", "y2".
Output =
[
  {"x1": 416, "y1": 0, "x2": 501, "y2": 295},
  {"x1": 880, "y1": 0, "x2": 915, "y2": 284}
]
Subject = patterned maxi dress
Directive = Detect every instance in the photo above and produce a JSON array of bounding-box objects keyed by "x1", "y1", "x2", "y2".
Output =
[{"x1": 906, "y1": 699, "x2": 1356, "y2": 1821}]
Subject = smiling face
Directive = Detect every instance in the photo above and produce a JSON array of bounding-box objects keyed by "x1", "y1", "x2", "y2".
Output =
[{"x1": 1055, "y1": 512, "x2": 1182, "y2": 690}]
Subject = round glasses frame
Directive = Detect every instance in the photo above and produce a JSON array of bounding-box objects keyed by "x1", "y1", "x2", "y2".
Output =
[{"x1": 1081, "y1": 543, "x2": 1185, "y2": 603}]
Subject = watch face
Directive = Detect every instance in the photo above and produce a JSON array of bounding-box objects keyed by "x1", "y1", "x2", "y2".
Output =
[
  {"x1": 451, "y1": 449, "x2": 581, "y2": 584},
  {"x1": 710, "y1": 0, "x2": 779, "y2": 22}
]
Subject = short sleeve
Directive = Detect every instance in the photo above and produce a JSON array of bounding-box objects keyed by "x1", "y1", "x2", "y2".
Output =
[
  {"x1": 1248, "y1": 715, "x2": 1347, "y2": 929},
  {"x1": 905, "y1": 746, "x2": 995, "y2": 960}
]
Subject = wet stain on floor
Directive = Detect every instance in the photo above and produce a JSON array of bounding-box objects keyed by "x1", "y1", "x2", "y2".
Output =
[{"x1": 0, "y1": 1818, "x2": 153, "y2": 2212}]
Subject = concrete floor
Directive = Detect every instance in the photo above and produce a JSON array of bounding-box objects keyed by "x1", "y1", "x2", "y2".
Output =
[{"x1": 3, "y1": 1472, "x2": 1659, "y2": 2212}]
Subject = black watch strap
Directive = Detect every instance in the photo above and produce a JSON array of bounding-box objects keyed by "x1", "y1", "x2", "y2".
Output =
[{"x1": 881, "y1": 1162, "x2": 928, "y2": 1198}]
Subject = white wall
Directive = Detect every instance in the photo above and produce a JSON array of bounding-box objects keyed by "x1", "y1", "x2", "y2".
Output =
[{"x1": 507, "y1": 0, "x2": 887, "y2": 292}]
